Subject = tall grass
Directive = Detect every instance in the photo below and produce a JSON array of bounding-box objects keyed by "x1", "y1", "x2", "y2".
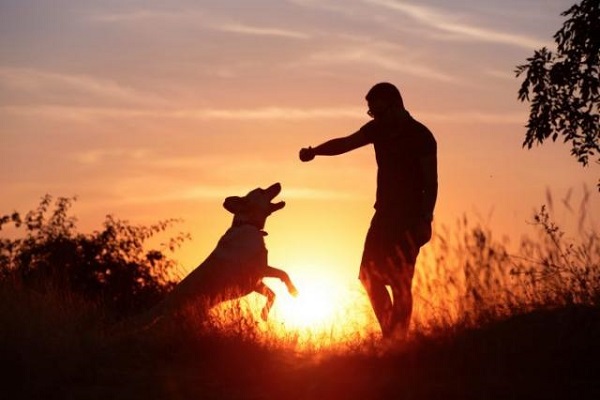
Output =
[
  {"x1": 1, "y1": 188, "x2": 599, "y2": 398},
  {"x1": 413, "y1": 187, "x2": 599, "y2": 334},
  {"x1": 113, "y1": 186, "x2": 599, "y2": 352}
]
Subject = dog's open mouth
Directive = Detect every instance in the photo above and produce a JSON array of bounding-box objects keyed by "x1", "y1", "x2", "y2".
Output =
[{"x1": 266, "y1": 183, "x2": 285, "y2": 213}]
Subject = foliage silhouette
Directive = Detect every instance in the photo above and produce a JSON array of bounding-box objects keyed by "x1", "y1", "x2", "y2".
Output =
[
  {"x1": 515, "y1": 0, "x2": 599, "y2": 179},
  {"x1": 0, "y1": 195, "x2": 189, "y2": 317},
  {"x1": 2, "y1": 191, "x2": 599, "y2": 399}
]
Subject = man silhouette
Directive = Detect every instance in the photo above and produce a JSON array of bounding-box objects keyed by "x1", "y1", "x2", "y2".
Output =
[{"x1": 299, "y1": 82, "x2": 437, "y2": 339}]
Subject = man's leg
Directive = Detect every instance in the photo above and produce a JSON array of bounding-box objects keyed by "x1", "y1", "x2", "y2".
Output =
[
  {"x1": 359, "y1": 268, "x2": 394, "y2": 337},
  {"x1": 388, "y1": 235, "x2": 419, "y2": 339},
  {"x1": 360, "y1": 216, "x2": 394, "y2": 337},
  {"x1": 389, "y1": 263, "x2": 415, "y2": 339}
]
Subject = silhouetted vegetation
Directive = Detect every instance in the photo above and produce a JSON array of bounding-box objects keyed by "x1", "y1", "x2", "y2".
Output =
[
  {"x1": 0, "y1": 195, "x2": 189, "y2": 318},
  {"x1": 516, "y1": 0, "x2": 599, "y2": 185},
  {"x1": 1, "y1": 192, "x2": 599, "y2": 399}
]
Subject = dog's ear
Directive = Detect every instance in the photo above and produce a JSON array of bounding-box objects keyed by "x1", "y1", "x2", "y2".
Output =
[{"x1": 223, "y1": 196, "x2": 246, "y2": 214}]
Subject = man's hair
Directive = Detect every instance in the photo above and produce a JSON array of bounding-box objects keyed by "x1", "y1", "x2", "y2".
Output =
[{"x1": 365, "y1": 82, "x2": 404, "y2": 108}]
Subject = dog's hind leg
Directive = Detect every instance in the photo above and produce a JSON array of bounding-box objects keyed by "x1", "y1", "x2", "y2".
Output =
[
  {"x1": 255, "y1": 281, "x2": 275, "y2": 321},
  {"x1": 264, "y1": 266, "x2": 299, "y2": 297}
]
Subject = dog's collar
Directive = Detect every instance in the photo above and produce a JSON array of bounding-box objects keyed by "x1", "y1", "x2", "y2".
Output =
[{"x1": 232, "y1": 220, "x2": 268, "y2": 236}]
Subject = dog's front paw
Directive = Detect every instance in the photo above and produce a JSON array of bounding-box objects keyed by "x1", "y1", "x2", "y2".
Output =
[{"x1": 288, "y1": 284, "x2": 299, "y2": 297}]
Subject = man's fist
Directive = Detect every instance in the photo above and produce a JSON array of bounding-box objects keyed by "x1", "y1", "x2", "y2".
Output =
[
  {"x1": 299, "y1": 147, "x2": 315, "y2": 162},
  {"x1": 413, "y1": 220, "x2": 432, "y2": 247}
]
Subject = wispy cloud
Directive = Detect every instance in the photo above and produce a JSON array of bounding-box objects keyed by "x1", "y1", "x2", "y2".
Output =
[
  {"x1": 483, "y1": 68, "x2": 515, "y2": 81},
  {"x1": 4, "y1": 103, "x2": 523, "y2": 124},
  {"x1": 88, "y1": 9, "x2": 204, "y2": 23},
  {"x1": 91, "y1": 9, "x2": 310, "y2": 40},
  {"x1": 216, "y1": 23, "x2": 310, "y2": 39},
  {"x1": 0, "y1": 67, "x2": 166, "y2": 107},
  {"x1": 365, "y1": 0, "x2": 547, "y2": 49},
  {"x1": 298, "y1": 33, "x2": 459, "y2": 82},
  {"x1": 305, "y1": 46, "x2": 457, "y2": 82},
  {"x1": 116, "y1": 185, "x2": 364, "y2": 205},
  {"x1": 284, "y1": 186, "x2": 365, "y2": 200},
  {"x1": 72, "y1": 148, "x2": 152, "y2": 165},
  {"x1": 288, "y1": 0, "x2": 359, "y2": 16},
  {"x1": 420, "y1": 110, "x2": 525, "y2": 124},
  {"x1": 112, "y1": 185, "x2": 249, "y2": 204},
  {"x1": 171, "y1": 106, "x2": 361, "y2": 119},
  {"x1": 1, "y1": 105, "x2": 364, "y2": 121}
]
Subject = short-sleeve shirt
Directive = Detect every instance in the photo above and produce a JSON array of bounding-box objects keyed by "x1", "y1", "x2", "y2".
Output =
[{"x1": 360, "y1": 110, "x2": 436, "y2": 227}]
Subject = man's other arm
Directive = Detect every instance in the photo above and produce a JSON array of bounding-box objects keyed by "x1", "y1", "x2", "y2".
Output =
[{"x1": 420, "y1": 154, "x2": 438, "y2": 221}]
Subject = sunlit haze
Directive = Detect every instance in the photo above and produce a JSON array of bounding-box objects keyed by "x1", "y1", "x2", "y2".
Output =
[{"x1": 1, "y1": 1, "x2": 598, "y2": 336}]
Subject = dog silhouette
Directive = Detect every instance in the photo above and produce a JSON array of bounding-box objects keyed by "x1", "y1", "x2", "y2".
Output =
[{"x1": 143, "y1": 182, "x2": 298, "y2": 326}]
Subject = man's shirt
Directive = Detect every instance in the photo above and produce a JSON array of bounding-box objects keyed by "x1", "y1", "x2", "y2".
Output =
[{"x1": 360, "y1": 110, "x2": 437, "y2": 226}]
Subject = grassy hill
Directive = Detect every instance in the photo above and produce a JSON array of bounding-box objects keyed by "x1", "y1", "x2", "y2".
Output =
[
  {"x1": 2, "y1": 281, "x2": 599, "y2": 400},
  {"x1": 2, "y1": 195, "x2": 599, "y2": 399}
]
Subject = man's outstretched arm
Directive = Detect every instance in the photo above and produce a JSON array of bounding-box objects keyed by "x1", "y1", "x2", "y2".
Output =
[{"x1": 300, "y1": 130, "x2": 370, "y2": 162}]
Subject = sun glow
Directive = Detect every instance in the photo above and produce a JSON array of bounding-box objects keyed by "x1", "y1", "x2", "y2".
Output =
[
  {"x1": 270, "y1": 277, "x2": 341, "y2": 329},
  {"x1": 206, "y1": 267, "x2": 380, "y2": 350},
  {"x1": 261, "y1": 273, "x2": 379, "y2": 349}
]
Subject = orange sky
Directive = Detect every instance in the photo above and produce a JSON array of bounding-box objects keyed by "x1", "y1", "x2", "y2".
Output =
[{"x1": 1, "y1": 0, "x2": 598, "y2": 284}]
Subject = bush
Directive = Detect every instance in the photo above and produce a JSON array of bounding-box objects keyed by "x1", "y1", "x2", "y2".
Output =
[{"x1": 0, "y1": 195, "x2": 189, "y2": 318}]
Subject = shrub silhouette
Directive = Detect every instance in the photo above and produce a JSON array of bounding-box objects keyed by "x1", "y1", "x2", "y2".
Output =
[{"x1": 0, "y1": 195, "x2": 188, "y2": 318}]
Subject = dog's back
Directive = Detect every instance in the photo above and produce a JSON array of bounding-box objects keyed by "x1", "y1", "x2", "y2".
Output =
[{"x1": 158, "y1": 224, "x2": 267, "y2": 312}]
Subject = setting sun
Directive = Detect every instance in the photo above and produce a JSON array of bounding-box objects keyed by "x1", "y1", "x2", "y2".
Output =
[
  {"x1": 256, "y1": 271, "x2": 379, "y2": 348},
  {"x1": 270, "y1": 276, "x2": 341, "y2": 329}
]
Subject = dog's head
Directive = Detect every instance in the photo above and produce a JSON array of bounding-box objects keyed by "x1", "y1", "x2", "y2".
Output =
[{"x1": 223, "y1": 183, "x2": 285, "y2": 229}]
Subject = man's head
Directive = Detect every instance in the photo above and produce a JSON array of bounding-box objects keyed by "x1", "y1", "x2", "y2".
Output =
[
  {"x1": 365, "y1": 82, "x2": 404, "y2": 120},
  {"x1": 223, "y1": 183, "x2": 285, "y2": 230}
]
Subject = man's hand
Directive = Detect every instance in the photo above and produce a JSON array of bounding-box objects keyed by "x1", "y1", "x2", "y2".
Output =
[
  {"x1": 299, "y1": 147, "x2": 315, "y2": 162},
  {"x1": 413, "y1": 219, "x2": 432, "y2": 247}
]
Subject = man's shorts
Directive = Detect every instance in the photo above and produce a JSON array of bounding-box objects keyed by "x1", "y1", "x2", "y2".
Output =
[{"x1": 359, "y1": 211, "x2": 431, "y2": 283}]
